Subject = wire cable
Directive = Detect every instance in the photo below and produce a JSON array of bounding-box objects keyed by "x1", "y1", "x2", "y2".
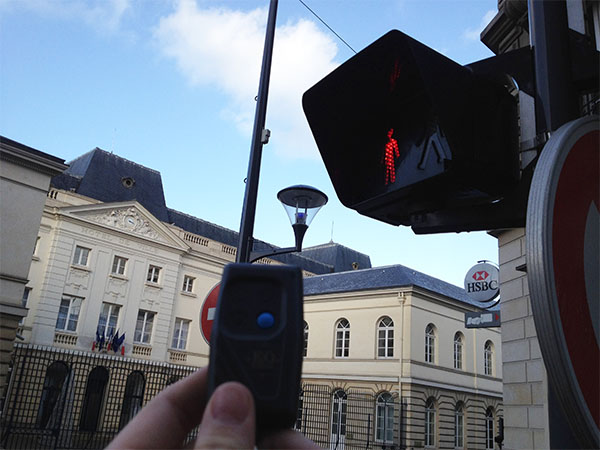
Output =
[{"x1": 297, "y1": 0, "x2": 357, "y2": 54}]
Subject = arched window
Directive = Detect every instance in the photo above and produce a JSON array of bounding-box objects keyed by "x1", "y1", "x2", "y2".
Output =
[
  {"x1": 335, "y1": 319, "x2": 350, "y2": 358},
  {"x1": 303, "y1": 321, "x2": 309, "y2": 357},
  {"x1": 485, "y1": 407, "x2": 495, "y2": 449},
  {"x1": 454, "y1": 402, "x2": 465, "y2": 448},
  {"x1": 37, "y1": 362, "x2": 70, "y2": 428},
  {"x1": 425, "y1": 324, "x2": 436, "y2": 364},
  {"x1": 484, "y1": 341, "x2": 494, "y2": 375},
  {"x1": 454, "y1": 332, "x2": 464, "y2": 370},
  {"x1": 79, "y1": 366, "x2": 109, "y2": 431},
  {"x1": 425, "y1": 397, "x2": 436, "y2": 447},
  {"x1": 376, "y1": 392, "x2": 394, "y2": 444},
  {"x1": 119, "y1": 371, "x2": 145, "y2": 429},
  {"x1": 331, "y1": 389, "x2": 348, "y2": 446},
  {"x1": 377, "y1": 316, "x2": 394, "y2": 358}
]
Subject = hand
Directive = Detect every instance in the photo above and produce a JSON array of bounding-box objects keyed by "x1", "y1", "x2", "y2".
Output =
[{"x1": 107, "y1": 367, "x2": 318, "y2": 449}]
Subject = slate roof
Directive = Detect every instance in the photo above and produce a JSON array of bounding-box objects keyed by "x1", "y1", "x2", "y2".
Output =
[
  {"x1": 300, "y1": 242, "x2": 371, "y2": 272},
  {"x1": 304, "y1": 263, "x2": 497, "y2": 310},
  {"x1": 52, "y1": 148, "x2": 169, "y2": 222},
  {"x1": 49, "y1": 148, "x2": 362, "y2": 275},
  {"x1": 166, "y1": 208, "x2": 333, "y2": 274}
]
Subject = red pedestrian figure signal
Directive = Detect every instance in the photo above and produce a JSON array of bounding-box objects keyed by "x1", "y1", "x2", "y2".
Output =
[{"x1": 382, "y1": 128, "x2": 400, "y2": 185}]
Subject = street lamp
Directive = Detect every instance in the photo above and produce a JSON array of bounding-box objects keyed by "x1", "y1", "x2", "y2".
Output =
[{"x1": 249, "y1": 185, "x2": 328, "y2": 263}]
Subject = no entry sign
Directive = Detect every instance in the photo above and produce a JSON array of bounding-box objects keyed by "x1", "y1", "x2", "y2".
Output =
[
  {"x1": 200, "y1": 282, "x2": 220, "y2": 344},
  {"x1": 527, "y1": 115, "x2": 599, "y2": 448}
]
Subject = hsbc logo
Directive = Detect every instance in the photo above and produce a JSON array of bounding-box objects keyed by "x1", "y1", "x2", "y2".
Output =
[
  {"x1": 466, "y1": 279, "x2": 498, "y2": 293},
  {"x1": 472, "y1": 271, "x2": 489, "y2": 281},
  {"x1": 464, "y1": 262, "x2": 500, "y2": 303}
]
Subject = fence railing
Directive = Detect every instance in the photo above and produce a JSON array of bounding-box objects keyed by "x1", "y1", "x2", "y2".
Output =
[{"x1": 1, "y1": 344, "x2": 401, "y2": 449}]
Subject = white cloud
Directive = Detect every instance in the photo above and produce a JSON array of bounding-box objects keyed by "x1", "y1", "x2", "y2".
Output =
[
  {"x1": 463, "y1": 9, "x2": 496, "y2": 41},
  {"x1": 154, "y1": 0, "x2": 340, "y2": 160},
  {"x1": 0, "y1": 0, "x2": 131, "y2": 33}
]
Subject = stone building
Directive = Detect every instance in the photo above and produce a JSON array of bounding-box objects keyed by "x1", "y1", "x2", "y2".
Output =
[
  {"x1": 2, "y1": 143, "x2": 502, "y2": 449},
  {"x1": 0, "y1": 137, "x2": 67, "y2": 408}
]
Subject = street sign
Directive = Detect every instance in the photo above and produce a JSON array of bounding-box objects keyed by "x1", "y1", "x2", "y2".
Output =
[
  {"x1": 464, "y1": 262, "x2": 500, "y2": 303},
  {"x1": 465, "y1": 311, "x2": 501, "y2": 328},
  {"x1": 527, "y1": 115, "x2": 599, "y2": 448},
  {"x1": 200, "y1": 282, "x2": 221, "y2": 344}
]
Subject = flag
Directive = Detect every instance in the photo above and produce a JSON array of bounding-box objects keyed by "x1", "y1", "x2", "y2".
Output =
[
  {"x1": 93, "y1": 327, "x2": 102, "y2": 351},
  {"x1": 112, "y1": 331, "x2": 125, "y2": 353},
  {"x1": 106, "y1": 328, "x2": 114, "y2": 352},
  {"x1": 98, "y1": 332, "x2": 105, "y2": 351}
]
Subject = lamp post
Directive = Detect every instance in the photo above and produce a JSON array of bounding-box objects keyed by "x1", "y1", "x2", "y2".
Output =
[
  {"x1": 236, "y1": 0, "x2": 279, "y2": 263},
  {"x1": 249, "y1": 185, "x2": 328, "y2": 263}
]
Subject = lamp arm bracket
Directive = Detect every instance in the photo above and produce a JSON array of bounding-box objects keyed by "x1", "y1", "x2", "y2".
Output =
[{"x1": 249, "y1": 246, "x2": 299, "y2": 264}]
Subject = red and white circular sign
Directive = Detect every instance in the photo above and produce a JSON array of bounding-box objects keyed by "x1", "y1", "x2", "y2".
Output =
[
  {"x1": 199, "y1": 282, "x2": 220, "y2": 344},
  {"x1": 527, "y1": 115, "x2": 599, "y2": 448}
]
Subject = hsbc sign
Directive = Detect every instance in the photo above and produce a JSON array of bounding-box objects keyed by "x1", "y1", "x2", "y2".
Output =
[{"x1": 464, "y1": 262, "x2": 500, "y2": 303}]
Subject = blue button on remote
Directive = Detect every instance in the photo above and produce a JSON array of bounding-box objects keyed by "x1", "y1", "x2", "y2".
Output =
[{"x1": 257, "y1": 312, "x2": 275, "y2": 328}]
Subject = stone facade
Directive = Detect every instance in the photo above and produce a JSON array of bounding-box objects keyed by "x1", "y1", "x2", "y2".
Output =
[
  {"x1": 3, "y1": 144, "x2": 504, "y2": 448},
  {"x1": 0, "y1": 137, "x2": 67, "y2": 409},
  {"x1": 495, "y1": 228, "x2": 549, "y2": 449}
]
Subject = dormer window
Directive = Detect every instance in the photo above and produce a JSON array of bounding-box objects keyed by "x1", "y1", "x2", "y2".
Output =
[{"x1": 121, "y1": 177, "x2": 135, "y2": 189}]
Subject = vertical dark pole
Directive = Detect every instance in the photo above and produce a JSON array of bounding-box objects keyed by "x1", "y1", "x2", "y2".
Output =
[
  {"x1": 528, "y1": 0, "x2": 578, "y2": 133},
  {"x1": 236, "y1": 0, "x2": 279, "y2": 263}
]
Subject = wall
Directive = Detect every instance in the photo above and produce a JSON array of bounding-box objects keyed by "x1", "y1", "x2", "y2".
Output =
[{"x1": 496, "y1": 228, "x2": 549, "y2": 449}]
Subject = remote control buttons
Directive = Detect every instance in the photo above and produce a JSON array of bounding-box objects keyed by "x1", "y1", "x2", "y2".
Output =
[{"x1": 257, "y1": 312, "x2": 275, "y2": 329}]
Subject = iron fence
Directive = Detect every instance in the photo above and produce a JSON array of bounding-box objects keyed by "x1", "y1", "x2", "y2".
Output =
[
  {"x1": 1, "y1": 344, "x2": 402, "y2": 449},
  {"x1": 1, "y1": 344, "x2": 197, "y2": 449}
]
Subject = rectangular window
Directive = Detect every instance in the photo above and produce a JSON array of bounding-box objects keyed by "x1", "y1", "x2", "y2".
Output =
[
  {"x1": 377, "y1": 329, "x2": 394, "y2": 357},
  {"x1": 134, "y1": 310, "x2": 155, "y2": 344},
  {"x1": 376, "y1": 395, "x2": 394, "y2": 443},
  {"x1": 486, "y1": 414, "x2": 494, "y2": 449},
  {"x1": 171, "y1": 318, "x2": 190, "y2": 350},
  {"x1": 73, "y1": 246, "x2": 90, "y2": 266},
  {"x1": 425, "y1": 408, "x2": 435, "y2": 446},
  {"x1": 335, "y1": 330, "x2": 349, "y2": 357},
  {"x1": 98, "y1": 303, "x2": 121, "y2": 338},
  {"x1": 454, "y1": 340, "x2": 463, "y2": 370},
  {"x1": 33, "y1": 236, "x2": 40, "y2": 256},
  {"x1": 55, "y1": 295, "x2": 82, "y2": 332},
  {"x1": 146, "y1": 265, "x2": 161, "y2": 284},
  {"x1": 112, "y1": 256, "x2": 128, "y2": 276},
  {"x1": 455, "y1": 411, "x2": 464, "y2": 448},
  {"x1": 20, "y1": 287, "x2": 31, "y2": 325},
  {"x1": 182, "y1": 275, "x2": 195, "y2": 293}
]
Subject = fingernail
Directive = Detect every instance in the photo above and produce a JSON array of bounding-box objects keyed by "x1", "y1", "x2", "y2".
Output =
[{"x1": 210, "y1": 383, "x2": 251, "y2": 425}]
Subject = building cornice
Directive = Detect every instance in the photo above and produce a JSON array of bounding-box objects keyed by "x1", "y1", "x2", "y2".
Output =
[
  {"x1": 401, "y1": 376, "x2": 503, "y2": 398},
  {"x1": 0, "y1": 136, "x2": 67, "y2": 177}
]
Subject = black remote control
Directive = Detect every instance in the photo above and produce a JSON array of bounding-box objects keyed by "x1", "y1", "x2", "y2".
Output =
[{"x1": 207, "y1": 263, "x2": 304, "y2": 435}]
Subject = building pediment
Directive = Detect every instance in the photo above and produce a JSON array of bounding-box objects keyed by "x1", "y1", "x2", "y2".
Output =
[{"x1": 60, "y1": 201, "x2": 188, "y2": 250}]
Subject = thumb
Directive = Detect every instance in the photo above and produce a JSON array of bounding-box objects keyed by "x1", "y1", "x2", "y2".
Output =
[{"x1": 194, "y1": 382, "x2": 255, "y2": 449}]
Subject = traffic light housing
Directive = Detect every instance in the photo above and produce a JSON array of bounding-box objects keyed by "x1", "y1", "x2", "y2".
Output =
[{"x1": 303, "y1": 30, "x2": 520, "y2": 231}]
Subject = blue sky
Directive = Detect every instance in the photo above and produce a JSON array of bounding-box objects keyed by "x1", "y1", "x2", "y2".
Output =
[{"x1": 1, "y1": 0, "x2": 500, "y2": 287}]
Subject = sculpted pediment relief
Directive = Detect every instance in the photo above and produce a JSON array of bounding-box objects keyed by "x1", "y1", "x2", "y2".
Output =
[
  {"x1": 83, "y1": 207, "x2": 168, "y2": 243},
  {"x1": 63, "y1": 202, "x2": 187, "y2": 249}
]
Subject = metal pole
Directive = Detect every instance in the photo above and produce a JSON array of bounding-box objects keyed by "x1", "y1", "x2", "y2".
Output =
[
  {"x1": 528, "y1": 0, "x2": 578, "y2": 134},
  {"x1": 236, "y1": 0, "x2": 279, "y2": 263}
]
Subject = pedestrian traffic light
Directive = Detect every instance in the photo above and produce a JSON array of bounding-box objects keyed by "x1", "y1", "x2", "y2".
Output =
[{"x1": 302, "y1": 30, "x2": 520, "y2": 230}]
